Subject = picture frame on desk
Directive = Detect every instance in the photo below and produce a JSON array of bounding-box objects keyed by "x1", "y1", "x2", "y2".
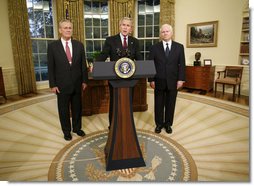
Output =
[
  {"x1": 187, "y1": 21, "x2": 218, "y2": 48},
  {"x1": 204, "y1": 59, "x2": 212, "y2": 66}
]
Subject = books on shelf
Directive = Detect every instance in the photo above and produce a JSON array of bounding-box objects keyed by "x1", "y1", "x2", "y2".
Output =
[
  {"x1": 240, "y1": 44, "x2": 249, "y2": 54},
  {"x1": 242, "y1": 18, "x2": 249, "y2": 29},
  {"x1": 242, "y1": 33, "x2": 250, "y2": 41}
]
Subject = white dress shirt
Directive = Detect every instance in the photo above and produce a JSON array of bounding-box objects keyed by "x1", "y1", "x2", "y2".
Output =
[
  {"x1": 162, "y1": 40, "x2": 172, "y2": 52},
  {"x1": 120, "y1": 33, "x2": 128, "y2": 47},
  {"x1": 61, "y1": 38, "x2": 73, "y2": 57}
]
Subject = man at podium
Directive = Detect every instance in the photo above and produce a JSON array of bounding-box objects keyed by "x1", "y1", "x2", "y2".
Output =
[{"x1": 95, "y1": 17, "x2": 142, "y2": 129}]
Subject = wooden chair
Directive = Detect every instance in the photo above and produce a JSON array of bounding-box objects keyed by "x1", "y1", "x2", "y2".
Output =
[
  {"x1": 214, "y1": 66, "x2": 243, "y2": 100},
  {"x1": 0, "y1": 67, "x2": 7, "y2": 102}
]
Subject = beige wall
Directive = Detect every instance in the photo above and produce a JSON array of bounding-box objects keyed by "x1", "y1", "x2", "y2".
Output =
[
  {"x1": 174, "y1": 0, "x2": 247, "y2": 66},
  {"x1": 0, "y1": 0, "x2": 14, "y2": 69},
  {"x1": 0, "y1": 0, "x2": 249, "y2": 96},
  {"x1": 0, "y1": 0, "x2": 18, "y2": 96}
]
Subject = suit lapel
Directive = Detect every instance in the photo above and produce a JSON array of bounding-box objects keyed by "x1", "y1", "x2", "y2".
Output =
[
  {"x1": 158, "y1": 42, "x2": 166, "y2": 59},
  {"x1": 159, "y1": 42, "x2": 164, "y2": 53},
  {"x1": 168, "y1": 41, "x2": 175, "y2": 59},
  {"x1": 116, "y1": 34, "x2": 134, "y2": 50},
  {"x1": 57, "y1": 40, "x2": 69, "y2": 63},
  {"x1": 115, "y1": 34, "x2": 123, "y2": 50},
  {"x1": 72, "y1": 40, "x2": 77, "y2": 64},
  {"x1": 128, "y1": 36, "x2": 134, "y2": 50}
]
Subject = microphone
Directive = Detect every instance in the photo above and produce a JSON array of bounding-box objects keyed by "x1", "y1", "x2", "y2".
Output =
[
  {"x1": 116, "y1": 48, "x2": 131, "y2": 58},
  {"x1": 116, "y1": 48, "x2": 122, "y2": 57}
]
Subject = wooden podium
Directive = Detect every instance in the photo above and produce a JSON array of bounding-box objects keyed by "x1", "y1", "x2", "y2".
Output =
[{"x1": 92, "y1": 60, "x2": 155, "y2": 171}]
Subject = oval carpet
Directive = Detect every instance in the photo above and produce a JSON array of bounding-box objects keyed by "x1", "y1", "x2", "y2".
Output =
[{"x1": 48, "y1": 129, "x2": 197, "y2": 181}]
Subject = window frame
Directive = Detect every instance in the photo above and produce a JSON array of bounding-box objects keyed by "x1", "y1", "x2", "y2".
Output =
[
  {"x1": 83, "y1": 0, "x2": 109, "y2": 63},
  {"x1": 26, "y1": 0, "x2": 57, "y2": 83},
  {"x1": 137, "y1": 0, "x2": 160, "y2": 60}
]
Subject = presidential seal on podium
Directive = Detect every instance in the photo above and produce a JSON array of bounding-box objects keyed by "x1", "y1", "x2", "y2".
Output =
[{"x1": 114, "y1": 57, "x2": 136, "y2": 79}]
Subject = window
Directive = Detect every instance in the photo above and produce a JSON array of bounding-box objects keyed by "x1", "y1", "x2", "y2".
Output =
[
  {"x1": 26, "y1": 0, "x2": 55, "y2": 81},
  {"x1": 84, "y1": 0, "x2": 109, "y2": 63},
  {"x1": 138, "y1": 0, "x2": 160, "y2": 60}
]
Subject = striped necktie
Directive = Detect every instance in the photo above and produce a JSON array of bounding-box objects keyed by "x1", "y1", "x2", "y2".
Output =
[{"x1": 66, "y1": 41, "x2": 72, "y2": 65}]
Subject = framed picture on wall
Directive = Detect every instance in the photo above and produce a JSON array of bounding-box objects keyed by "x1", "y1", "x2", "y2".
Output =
[
  {"x1": 204, "y1": 59, "x2": 212, "y2": 66},
  {"x1": 187, "y1": 21, "x2": 218, "y2": 48}
]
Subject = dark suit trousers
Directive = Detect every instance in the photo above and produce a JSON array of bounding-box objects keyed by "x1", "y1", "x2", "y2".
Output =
[
  {"x1": 154, "y1": 88, "x2": 178, "y2": 127},
  {"x1": 57, "y1": 91, "x2": 82, "y2": 135}
]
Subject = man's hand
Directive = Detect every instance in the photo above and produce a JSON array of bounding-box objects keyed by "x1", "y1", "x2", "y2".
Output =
[
  {"x1": 88, "y1": 62, "x2": 93, "y2": 72},
  {"x1": 82, "y1": 83, "x2": 87, "y2": 91},
  {"x1": 177, "y1": 81, "x2": 184, "y2": 89},
  {"x1": 150, "y1": 81, "x2": 155, "y2": 89},
  {"x1": 51, "y1": 87, "x2": 60, "y2": 94},
  {"x1": 89, "y1": 65, "x2": 93, "y2": 72}
]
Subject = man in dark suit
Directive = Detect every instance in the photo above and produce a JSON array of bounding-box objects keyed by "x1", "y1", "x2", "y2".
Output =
[
  {"x1": 95, "y1": 17, "x2": 142, "y2": 128},
  {"x1": 148, "y1": 24, "x2": 185, "y2": 134},
  {"x1": 47, "y1": 19, "x2": 88, "y2": 141}
]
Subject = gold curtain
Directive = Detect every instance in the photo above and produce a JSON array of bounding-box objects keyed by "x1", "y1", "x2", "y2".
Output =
[
  {"x1": 160, "y1": 0, "x2": 175, "y2": 33},
  {"x1": 109, "y1": 0, "x2": 135, "y2": 35},
  {"x1": 56, "y1": 0, "x2": 84, "y2": 42},
  {"x1": 8, "y1": 0, "x2": 37, "y2": 95}
]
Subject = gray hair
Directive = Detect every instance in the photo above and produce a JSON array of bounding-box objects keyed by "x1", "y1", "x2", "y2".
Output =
[
  {"x1": 59, "y1": 19, "x2": 73, "y2": 28},
  {"x1": 160, "y1": 24, "x2": 173, "y2": 34},
  {"x1": 119, "y1": 17, "x2": 133, "y2": 26}
]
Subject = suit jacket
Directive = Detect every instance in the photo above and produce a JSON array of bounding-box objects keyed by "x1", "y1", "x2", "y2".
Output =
[
  {"x1": 96, "y1": 34, "x2": 142, "y2": 61},
  {"x1": 47, "y1": 39, "x2": 88, "y2": 94},
  {"x1": 148, "y1": 41, "x2": 186, "y2": 90}
]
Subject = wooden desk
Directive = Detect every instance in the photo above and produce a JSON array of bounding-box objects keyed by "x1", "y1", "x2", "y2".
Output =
[
  {"x1": 0, "y1": 67, "x2": 7, "y2": 100},
  {"x1": 184, "y1": 66, "x2": 215, "y2": 92},
  {"x1": 82, "y1": 78, "x2": 148, "y2": 116}
]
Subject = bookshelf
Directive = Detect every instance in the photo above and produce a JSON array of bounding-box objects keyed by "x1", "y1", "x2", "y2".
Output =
[{"x1": 239, "y1": 9, "x2": 249, "y2": 65}]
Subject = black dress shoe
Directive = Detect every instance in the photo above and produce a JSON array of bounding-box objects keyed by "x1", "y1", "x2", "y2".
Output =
[
  {"x1": 165, "y1": 126, "x2": 172, "y2": 134},
  {"x1": 64, "y1": 133, "x2": 72, "y2": 141},
  {"x1": 74, "y1": 130, "x2": 86, "y2": 137},
  {"x1": 155, "y1": 126, "x2": 162, "y2": 133}
]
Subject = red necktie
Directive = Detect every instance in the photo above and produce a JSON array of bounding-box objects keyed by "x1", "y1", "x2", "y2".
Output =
[
  {"x1": 123, "y1": 36, "x2": 127, "y2": 49},
  {"x1": 66, "y1": 41, "x2": 72, "y2": 65}
]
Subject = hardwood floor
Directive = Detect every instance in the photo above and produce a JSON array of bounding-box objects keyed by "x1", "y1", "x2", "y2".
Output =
[
  {"x1": 180, "y1": 88, "x2": 249, "y2": 106},
  {"x1": 0, "y1": 88, "x2": 52, "y2": 106},
  {"x1": 0, "y1": 87, "x2": 249, "y2": 106},
  {"x1": 207, "y1": 91, "x2": 249, "y2": 106}
]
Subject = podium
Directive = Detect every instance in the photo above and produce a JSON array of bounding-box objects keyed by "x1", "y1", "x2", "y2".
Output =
[{"x1": 92, "y1": 59, "x2": 155, "y2": 171}]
